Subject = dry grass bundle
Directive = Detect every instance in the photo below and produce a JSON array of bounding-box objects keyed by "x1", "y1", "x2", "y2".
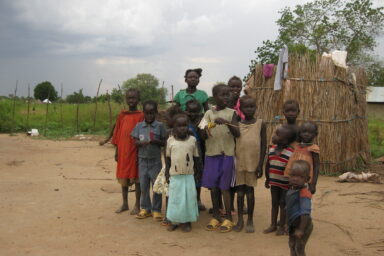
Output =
[{"x1": 245, "y1": 54, "x2": 370, "y2": 174}]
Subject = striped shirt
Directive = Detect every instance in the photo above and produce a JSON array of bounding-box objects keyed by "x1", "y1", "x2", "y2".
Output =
[{"x1": 268, "y1": 144, "x2": 294, "y2": 190}]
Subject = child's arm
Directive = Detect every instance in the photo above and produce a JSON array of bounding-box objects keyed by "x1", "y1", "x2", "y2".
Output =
[
  {"x1": 215, "y1": 112, "x2": 240, "y2": 138},
  {"x1": 100, "y1": 123, "x2": 116, "y2": 145},
  {"x1": 264, "y1": 161, "x2": 270, "y2": 189},
  {"x1": 310, "y1": 152, "x2": 320, "y2": 194},
  {"x1": 165, "y1": 156, "x2": 171, "y2": 183},
  {"x1": 193, "y1": 156, "x2": 203, "y2": 184},
  {"x1": 202, "y1": 101, "x2": 209, "y2": 112},
  {"x1": 150, "y1": 123, "x2": 167, "y2": 147},
  {"x1": 294, "y1": 215, "x2": 310, "y2": 239},
  {"x1": 256, "y1": 122, "x2": 267, "y2": 178},
  {"x1": 149, "y1": 138, "x2": 165, "y2": 147}
]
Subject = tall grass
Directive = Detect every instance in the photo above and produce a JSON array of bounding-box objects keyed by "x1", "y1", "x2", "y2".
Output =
[{"x1": 368, "y1": 117, "x2": 384, "y2": 159}]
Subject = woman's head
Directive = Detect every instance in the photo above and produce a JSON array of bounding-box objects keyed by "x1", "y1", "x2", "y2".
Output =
[{"x1": 185, "y1": 68, "x2": 202, "y2": 89}]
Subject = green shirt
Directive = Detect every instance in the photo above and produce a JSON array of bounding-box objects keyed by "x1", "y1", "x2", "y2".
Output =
[{"x1": 174, "y1": 89, "x2": 208, "y2": 111}]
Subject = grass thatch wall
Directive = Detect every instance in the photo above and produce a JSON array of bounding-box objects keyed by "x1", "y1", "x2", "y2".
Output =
[{"x1": 245, "y1": 54, "x2": 370, "y2": 174}]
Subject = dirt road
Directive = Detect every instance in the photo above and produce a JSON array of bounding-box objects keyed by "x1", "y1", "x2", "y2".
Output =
[{"x1": 0, "y1": 134, "x2": 383, "y2": 256}]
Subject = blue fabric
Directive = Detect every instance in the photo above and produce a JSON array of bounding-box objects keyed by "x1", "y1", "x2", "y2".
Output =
[
  {"x1": 138, "y1": 158, "x2": 162, "y2": 212},
  {"x1": 166, "y1": 175, "x2": 199, "y2": 223},
  {"x1": 286, "y1": 188, "x2": 312, "y2": 228},
  {"x1": 131, "y1": 120, "x2": 167, "y2": 159}
]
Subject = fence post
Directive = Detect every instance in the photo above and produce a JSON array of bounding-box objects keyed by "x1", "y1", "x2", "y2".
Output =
[
  {"x1": 11, "y1": 80, "x2": 18, "y2": 135},
  {"x1": 43, "y1": 88, "x2": 51, "y2": 136},
  {"x1": 26, "y1": 83, "x2": 30, "y2": 130},
  {"x1": 106, "y1": 90, "x2": 112, "y2": 128},
  {"x1": 93, "y1": 79, "x2": 102, "y2": 131}
]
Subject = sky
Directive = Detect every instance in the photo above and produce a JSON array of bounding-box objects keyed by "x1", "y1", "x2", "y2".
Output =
[{"x1": 0, "y1": 0, "x2": 383, "y2": 99}]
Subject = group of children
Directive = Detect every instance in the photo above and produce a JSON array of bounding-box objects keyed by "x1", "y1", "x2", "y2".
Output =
[{"x1": 110, "y1": 68, "x2": 320, "y2": 255}]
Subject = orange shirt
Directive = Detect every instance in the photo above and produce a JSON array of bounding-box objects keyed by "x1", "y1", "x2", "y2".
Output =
[{"x1": 111, "y1": 110, "x2": 144, "y2": 179}]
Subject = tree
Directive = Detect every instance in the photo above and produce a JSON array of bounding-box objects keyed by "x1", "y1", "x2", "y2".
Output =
[
  {"x1": 66, "y1": 89, "x2": 88, "y2": 104},
  {"x1": 122, "y1": 73, "x2": 167, "y2": 104},
  {"x1": 246, "y1": 0, "x2": 384, "y2": 82},
  {"x1": 34, "y1": 81, "x2": 58, "y2": 101},
  {"x1": 111, "y1": 88, "x2": 124, "y2": 104}
]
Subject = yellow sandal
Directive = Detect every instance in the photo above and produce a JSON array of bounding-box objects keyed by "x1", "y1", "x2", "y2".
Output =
[
  {"x1": 136, "y1": 209, "x2": 152, "y2": 219},
  {"x1": 205, "y1": 218, "x2": 221, "y2": 231},
  {"x1": 219, "y1": 219, "x2": 234, "y2": 233},
  {"x1": 153, "y1": 211, "x2": 163, "y2": 222}
]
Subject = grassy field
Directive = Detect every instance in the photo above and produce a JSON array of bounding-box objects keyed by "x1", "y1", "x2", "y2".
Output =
[{"x1": 1, "y1": 98, "x2": 383, "y2": 158}]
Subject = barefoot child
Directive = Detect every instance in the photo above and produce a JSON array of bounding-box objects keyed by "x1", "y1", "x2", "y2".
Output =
[
  {"x1": 165, "y1": 114, "x2": 202, "y2": 232},
  {"x1": 233, "y1": 96, "x2": 267, "y2": 233},
  {"x1": 287, "y1": 160, "x2": 313, "y2": 256},
  {"x1": 174, "y1": 68, "x2": 209, "y2": 112},
  {"x1": 200, "y1": 84, "x2": 240, "y2": 233},
  {"x1": 111, "y1": 88, "x2": 144, "y2": 214},
  {"x1": 131, "y1": 100, "x2": 167, "y2": 221},
  {"x1": 264, "y1": 124, "x2": 296, "y2": 235},
  {"x1": 285, "y1": 122, "x2": 320, "y2": 194},
  {"x1": 185, "y1": 99, "x2": 206, "y2": 211}
]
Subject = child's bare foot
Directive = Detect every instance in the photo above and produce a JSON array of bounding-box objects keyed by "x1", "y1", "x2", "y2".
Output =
[
  {"x1": 167, "y1": 224, "x2": 178, "y2": 232},
  {"x1": 263, "y1": 225, "x2": 277, "y2": 234},
  {"x1": 115, "y1": 205, "x2": 128, "y2": 213},
  {"x1": 245, "y1": 220, "x2": 254, "y2": 233},
  {"x1": 129, "y1": 206, "x2": 140, "y2": 215},
  {"x1": 198, "y1": 201, "x2": 206, "y2": 211},
  {"x1": 275, "y1": 226, "x2": 285, "y2": 236},
  {"x1": 233, "y1": 221, "x2": 244, "y2": 232},
  {"x1": 182, "y1": 222, "x2": 192, "y2": 232}
]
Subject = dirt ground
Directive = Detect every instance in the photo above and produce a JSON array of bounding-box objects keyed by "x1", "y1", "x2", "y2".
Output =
[{"x1": 1, "y1": 134, "x2": 383, "y2": 256}]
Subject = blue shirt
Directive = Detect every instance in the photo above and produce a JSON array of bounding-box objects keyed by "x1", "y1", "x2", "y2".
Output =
[
  {"x1": 131, "y1": 120, "x2": 167, "y2": 159},
  {"x1": 286, "y1": 187, "x2": 312, "y2": 228}
]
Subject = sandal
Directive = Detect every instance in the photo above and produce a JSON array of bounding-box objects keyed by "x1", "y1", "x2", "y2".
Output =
[
  {"x1": 161, "y1": 218, "x2": 171, "y2": 226},
  {"x1": 219, "y1": 219, "x2": 234, "y2": 233},
  {"x1": 205, "y1": 218, "x2": 221, "y2": 231},
  {"x1": 153, "y1": 211, "x2": 163, "y2": 222},
  {"x1": 135, "y1": 209, "x2": 152, "y2": 219}
]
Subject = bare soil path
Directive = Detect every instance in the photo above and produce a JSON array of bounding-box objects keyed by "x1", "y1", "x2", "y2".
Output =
[{"x1": 0, "y1": 134, "x2": 383, "y2": 256}]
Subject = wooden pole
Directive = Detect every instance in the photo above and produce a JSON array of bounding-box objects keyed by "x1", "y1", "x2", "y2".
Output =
[
  {"x1": 60, "y1": 83, "x2": 63, "y2": 128},
  {"x1": 43, "y1": 88, "x2": 51, "y2": 136},
  {"x1": 26, "y1": 83, "x2": 31, "y2": 130},
  {"x1": 11, "y1": 80, "x2": 18, "y2": 134},
  {"x1": 93, "y1": 79, "x2": 102, "y2": 131},
  {"x1": 106, "y1": 90, "x2": 112, "y2": 128},
  {"x1": 171, "y1": 85, "x2": 174, "y2": 101},
  {"x1": 76, "y1": 103, "x2": 79, "y2": 133}
]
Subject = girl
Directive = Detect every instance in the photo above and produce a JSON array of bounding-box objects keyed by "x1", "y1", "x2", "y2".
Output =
[
  {"x1": 174, "y1": 68, "x2": 209, "y2": 112},
  {"x1": 228, "y1": 76, "x2": 245, "y2": 120},
  {"x1": 285, "y1": 121, "x2": 320, "y2": 194},
  {"x1": 264, "y1": 124, "x2": 296, "y2": 235},
  {"x1": 165, "y1": 114, "x2": 202, "y2": 232},
  {"x1": 233, "y1": 96, "x2": 267, "y2": 233},
  {"x1": 200, "y1": 83, "x2": 240, "y2": 233}
]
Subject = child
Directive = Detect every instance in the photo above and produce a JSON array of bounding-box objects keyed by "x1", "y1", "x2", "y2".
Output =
[
  {"x1": 283, "y1": 99, "x2": 300, "y2": 133},
  {"x1": 286, "y1": 160, "x2": 313, "y2": 256},
  {"x1": 165, "y1": 114, "x2": 202, "y2": 232},
  {"x1": 111, "y1": 88, "x2": 144, "y2": 214},
  {"x1": 227, "y1": 76, "x2": 245, "y2": 120},
  {"x1": 285, "y1": 122, "x2": 320, "y2": 194},
  {"x1": 131, "y1": 100, "x2": 167, "y2": 221},
  {"x1": 174, "y1": 68, "x2": 209, "y2": 112},
  {"x1": 264, "y1": 124, "x2": 296, "y2": 235},
  {"x1": 200, "y1": 83, "x2": 240, "y2": 233},
  {"x1": 233, "y1": 96, "x2": 267, "y2": 233},
  {"x1": 185, "y1": 99, "x2": 206, "y2": 211}
]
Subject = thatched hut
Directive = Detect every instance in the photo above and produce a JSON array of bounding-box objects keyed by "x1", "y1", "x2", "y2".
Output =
[{"x1": 245, "y1": 54, "x2": 370, "y2": 174}]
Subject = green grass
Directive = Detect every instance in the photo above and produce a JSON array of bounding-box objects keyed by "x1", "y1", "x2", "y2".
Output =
[{"x1": 368, "y1": 117, "x2": 384, "y2": 159}]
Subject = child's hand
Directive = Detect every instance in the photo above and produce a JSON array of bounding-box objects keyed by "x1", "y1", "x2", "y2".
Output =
[
  {"x1": 204, "y1": 126, "x2": 212, "y2": 137},
  {"x1": 309, "y1": 184, "x2": 316, "y2": 194},
  {"x1": 265, "y1": 179, "x2": 270, "y2": 189},
  {"x1": 214, "y1": 118, "x2": 227, "y2": 125},
  {"x1": 165, "y1": 170, "x2": 170, "y2": 183},
  {"x1": 294, "y1": 229, "x2": 304, "y2": 239},
  {"x1": 256, "y1": 166, "x2": 263, "y2": 178},
  {"x1": 114, "y1": 153, "x2": 118, "y2": 162}
]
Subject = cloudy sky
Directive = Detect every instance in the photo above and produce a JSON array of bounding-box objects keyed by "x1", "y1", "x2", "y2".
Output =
[{"x1": 0, "y1": 0, "x2": 383, "y2": 99}]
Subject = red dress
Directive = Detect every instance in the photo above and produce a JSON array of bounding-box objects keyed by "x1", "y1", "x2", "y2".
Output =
[{"x1": 111, "y1": 110, "x2": 144, "y2": 180}]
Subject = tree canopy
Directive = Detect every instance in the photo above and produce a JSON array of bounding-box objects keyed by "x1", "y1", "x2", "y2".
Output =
[
  {"x1": 34, "y1": 81, "x2": 58, "y2": 101},
  {"x1": 246, "y1": 0, "x2": 384, "y2": 84},
  {"x1": 122, "y1": 73, "x2": 167, "y2": 104},
  {"x1": 66, "y1": 89, "x2": 91, "y2": 104}
]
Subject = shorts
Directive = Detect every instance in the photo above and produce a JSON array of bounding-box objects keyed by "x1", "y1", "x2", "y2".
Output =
[{"x1": 201, "y1": 155, "x2": 234, "y2": 190}]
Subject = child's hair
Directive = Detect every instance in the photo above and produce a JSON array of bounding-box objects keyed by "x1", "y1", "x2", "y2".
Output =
[
  {"x1": 281, "y1": 124, "x2": 297, "y2": 144},
  {"x1": 283, "y1": 99, "x2": 300, "y2": 111},
  {"x1": 166, "y1": 105, "x2": 183, "y2": 128},
  {"x1": 172, "y1": 113, "x2": 189, "y2": 124},
  {"x1": 185, "y1": 68, "x2": 203, "y2": 78},
  {"x1": 300, "y1": 121, "x2": 318, "y2": 134},
  {"x1": 212, "y1": 83, "x2": 228, "y2": 96},
  {"x1": 142, "y1": 100, "x2": 158, "y2": 112},
  {"x1": 186, "y1": 99, "x2": 202, "y2": 112},
  {"x1": 291, "y1": 160, "x2": 310, "y2": 177},
  {"x1": 228, "y1": 76, "x2": 242, "y2": 85},
  {"x1": 126, "y1": 88, "x2": 140, "y2": 99},
  {"x1": 239, "y1": 95, "x2": 256, "y2": 106}
]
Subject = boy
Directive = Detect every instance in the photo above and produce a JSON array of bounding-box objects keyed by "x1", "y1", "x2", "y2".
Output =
[
  {"x1": 131, "y1": 100, "x2": 167, "y2": 221},
  {"x1": 286, "y1": 160, "x2": 313, "y2": 256},
  {"x1": 111, "y1": 88, "x2": 143, "y2": 214}
]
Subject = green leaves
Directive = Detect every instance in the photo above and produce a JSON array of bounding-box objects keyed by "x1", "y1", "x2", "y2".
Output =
[{"x1": 34, "y1": 81, "x2": 58, "y2": 101}]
